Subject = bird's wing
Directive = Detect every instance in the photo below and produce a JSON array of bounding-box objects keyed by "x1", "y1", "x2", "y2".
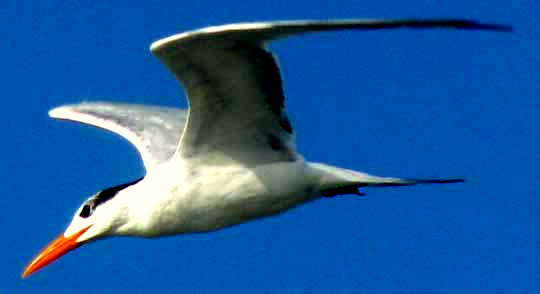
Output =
[
  {"x1": 49, "y1": 102, "x2": 187, "y2": 171},
  {"x1": 150, "y1": 19, "x2": 510, "y2": 166}
]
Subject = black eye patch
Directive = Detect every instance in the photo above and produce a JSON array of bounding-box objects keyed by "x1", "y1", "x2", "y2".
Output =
[
  {"x1": 80, "y1": 204, "x2": 92, "y2": 218},
  {"x1": 78, "y1": 177, "x2": 144, "y2": 219}
]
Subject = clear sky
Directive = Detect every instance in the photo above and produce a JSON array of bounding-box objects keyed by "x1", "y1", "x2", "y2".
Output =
[{"x1": 4, "y1": 0, "x2": 538, "y2": 293}]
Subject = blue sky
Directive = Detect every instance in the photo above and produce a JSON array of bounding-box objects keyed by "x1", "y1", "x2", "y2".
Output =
[{"x1": 4, "y1": 0, "x2": 538, "y2": 293}]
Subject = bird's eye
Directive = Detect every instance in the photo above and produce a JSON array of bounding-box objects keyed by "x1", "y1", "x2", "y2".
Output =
[{"x1": 80, "y1": 204, "x2": 92, "y2": 218}]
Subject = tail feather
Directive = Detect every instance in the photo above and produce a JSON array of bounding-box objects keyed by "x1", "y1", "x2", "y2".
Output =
[
  {"x1": 308, "y1": 162, "x2": 463, "y2": 196},
  {"x1": 367, "y1": 178, "x2": 464, "y2": 187}
]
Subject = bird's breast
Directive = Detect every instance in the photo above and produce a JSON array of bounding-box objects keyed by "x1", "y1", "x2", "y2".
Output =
[{"x1": 144, "y1": 159, "x2": 319, "y2": 235}]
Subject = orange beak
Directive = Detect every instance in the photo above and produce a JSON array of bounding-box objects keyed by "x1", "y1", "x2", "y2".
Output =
[{"x1": 22, "y1": 225, "x2": 91, "y2": 278}]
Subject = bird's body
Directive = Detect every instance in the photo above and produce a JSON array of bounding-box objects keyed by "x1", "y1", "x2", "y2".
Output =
[
  {"x1": 114, "y1": 158, "x2": 315, "y2": 236},
  {"x1": 23, "y1": 18, "x2": 510, "y2": 278}
]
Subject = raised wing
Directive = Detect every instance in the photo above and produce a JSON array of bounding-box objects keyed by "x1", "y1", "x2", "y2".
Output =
[
  {"x1": 150, "y1": 19, "x2": 510, "y2": 166},
  {"x1": 49, "y1": 102, "x2": 187, "y2": 171}
]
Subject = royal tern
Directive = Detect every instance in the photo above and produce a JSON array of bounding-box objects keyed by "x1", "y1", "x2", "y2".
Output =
[{"x1": 22, "y1": 19, "x2": 510, "y2": 278}]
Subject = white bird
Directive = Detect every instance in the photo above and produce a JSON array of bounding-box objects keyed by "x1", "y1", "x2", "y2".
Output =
[{"x1": 22, "y1": 18, "x2": 510, "y2": 278}]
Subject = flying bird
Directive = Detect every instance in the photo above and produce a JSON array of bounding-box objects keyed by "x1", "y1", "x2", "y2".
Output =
[{"x1": 22, "y1": 18, "x2": 510, "y2": 278}]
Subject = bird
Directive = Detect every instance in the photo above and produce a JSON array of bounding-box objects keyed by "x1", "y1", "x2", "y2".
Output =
[{"x1": 22, "y1": 18, "x2": 511, "y2": 278}]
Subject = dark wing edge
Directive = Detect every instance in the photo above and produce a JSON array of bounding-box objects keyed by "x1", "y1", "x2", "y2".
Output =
[{"x1": 149, "y1": 19, "x2": 510, "y2": 166}]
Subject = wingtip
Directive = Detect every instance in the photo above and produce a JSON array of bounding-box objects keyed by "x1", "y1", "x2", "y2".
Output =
[
  {"x1": 470, "y1": 21, "x2": 513, "y2": 32},
  {"x1": 48, "y1": 106, "x2": 72, "y2": 119},
  {"x1": 425, "y1": 178, "x2": 466, "y2": 184},
  {"x1": 48, "y1": 106, "x2": 63, "y2": 118},
  {"x1": 406, "y1": 19, "x2": 513, "y2": 33}
]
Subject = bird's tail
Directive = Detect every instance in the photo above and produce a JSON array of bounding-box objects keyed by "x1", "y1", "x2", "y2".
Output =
[{"x1": 307, "y1": 162, "x2": 463, "y2": 197}]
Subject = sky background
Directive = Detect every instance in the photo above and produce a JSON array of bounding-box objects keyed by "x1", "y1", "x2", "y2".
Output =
[{"x1": 3, "y1": 0, "x2": 538, "y2": 293}]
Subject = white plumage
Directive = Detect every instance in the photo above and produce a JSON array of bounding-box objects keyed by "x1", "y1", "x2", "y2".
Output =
[{"x1": 23, "y1": 18, "x2": 510, "y2": 278}]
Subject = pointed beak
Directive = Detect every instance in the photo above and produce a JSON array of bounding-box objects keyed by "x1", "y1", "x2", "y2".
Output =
[{"x1": 22, "y1": 225, "x2": 91, "y2": 278}]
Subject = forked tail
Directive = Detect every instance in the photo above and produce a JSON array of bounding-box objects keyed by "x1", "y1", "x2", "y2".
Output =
[{"x1": 308, "y1": 162, "x2": 464, "y2": 197}]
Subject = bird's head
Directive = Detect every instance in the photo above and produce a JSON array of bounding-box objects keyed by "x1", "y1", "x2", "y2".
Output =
[{"x1": 22, "y1": 177, "x2": 143, "y2": 278}]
